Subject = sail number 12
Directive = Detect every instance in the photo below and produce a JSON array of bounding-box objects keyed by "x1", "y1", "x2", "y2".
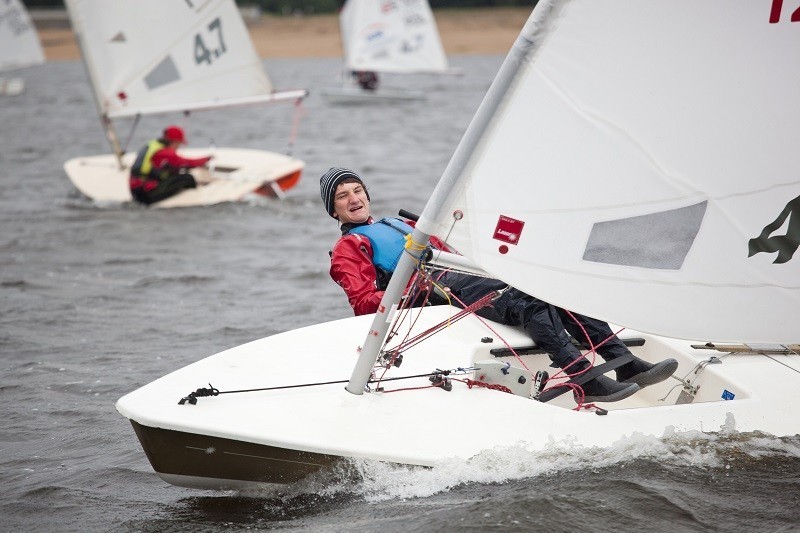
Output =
[{"x1": 194, "y1": 17, "x2": 227, "y2": 65}]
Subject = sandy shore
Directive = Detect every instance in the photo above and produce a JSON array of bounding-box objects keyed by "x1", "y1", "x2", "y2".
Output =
[{"x1": 37, "y1": 7, "x2": 531, "y2": 61}]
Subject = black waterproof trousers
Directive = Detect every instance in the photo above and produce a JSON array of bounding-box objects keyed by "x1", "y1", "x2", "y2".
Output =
[
  {"x1": 439, "y1": 272, "x2": 632, "y2": 372},
  {"x1": 131, "y1": 173, "x2": 197, "y2": 206}
]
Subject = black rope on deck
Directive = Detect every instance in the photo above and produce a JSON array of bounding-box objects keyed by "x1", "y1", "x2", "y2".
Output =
[
  {"x1": 177, "y1": 369, "x2": 464, "y2": 405},
  {"x1": 178, "y1": 384, "x2": 219, "y2": 405}
]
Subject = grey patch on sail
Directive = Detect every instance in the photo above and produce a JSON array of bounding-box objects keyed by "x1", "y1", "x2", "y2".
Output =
[
  {"x1": 144, "y1": 57, "x2": 180, "y2": 90},
  {"x1": 583, "y1": 201, "x2": 708, "y2": 270}
]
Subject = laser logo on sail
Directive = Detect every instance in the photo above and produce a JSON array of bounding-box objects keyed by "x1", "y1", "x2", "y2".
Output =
[{"x1": 493, "y1": 215, "x2": 525, "y2": 245}]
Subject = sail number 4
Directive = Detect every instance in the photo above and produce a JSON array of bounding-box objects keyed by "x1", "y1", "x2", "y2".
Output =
[
  {"x1": 194, "y1": 17, "x2": 227, "y2": 65},
  {"x1": 769, "y1": 0, "x2": 800, "y2": 22}
]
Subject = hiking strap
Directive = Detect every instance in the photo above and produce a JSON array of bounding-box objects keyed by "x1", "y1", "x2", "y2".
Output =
[{"x1": 537, "y1": 353, "x2": 635, "y2": 403}]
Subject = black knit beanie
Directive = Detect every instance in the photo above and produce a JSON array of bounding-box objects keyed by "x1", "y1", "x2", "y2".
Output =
[{"x1": 320, "y1": 167, "x2": 369, "y2": 218}]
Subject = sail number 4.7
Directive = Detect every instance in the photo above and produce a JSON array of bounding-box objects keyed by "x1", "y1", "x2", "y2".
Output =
[{"x1": 195, "y1": 17, "x2": 227, "y2": 65}]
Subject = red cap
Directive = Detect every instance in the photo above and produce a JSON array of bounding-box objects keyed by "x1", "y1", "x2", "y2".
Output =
[{"x1": 163, "y1": 125, "x2": 186, "y2": 144}]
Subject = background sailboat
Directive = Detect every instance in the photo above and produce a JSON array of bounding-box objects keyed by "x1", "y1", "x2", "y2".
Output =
[
  {"x1": 116, "y1": 0, "x2": 800, "y2": 490},
  {"x1": 321, "y1": 0, "x2": 454, "y2": 104},
  {"x1": 0, "y1": 0, "x2": 45, "y2": 96},
  {"x1": 63, "y1": 0, "x2": 309, "y2": 208}
]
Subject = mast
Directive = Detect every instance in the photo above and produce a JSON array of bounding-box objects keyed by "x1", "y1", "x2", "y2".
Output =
[
  {"x1": 64, "y1": 0, "x2": 126, "y2": 168},
  {"x1": 345, "y1": 5, "x2": 551, "y2": 394},
  {"x1": 345, "y1": 226, "x2": 431, "y2": 394}
]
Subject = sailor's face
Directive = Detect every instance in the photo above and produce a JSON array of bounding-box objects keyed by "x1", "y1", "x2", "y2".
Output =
[{"x1": 333, "y1": 181, "x2": 370, "y2": 224}]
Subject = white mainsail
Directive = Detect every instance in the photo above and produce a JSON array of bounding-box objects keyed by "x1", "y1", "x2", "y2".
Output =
[
  {"x1": 414, "y1": 0, "x2": 800, "y2": 344},
  {"x1": 340, "y1": 0, "x2": 448, "y2": 74},
  {"x1": 0, "y1": 0, "x2": 45, "y2": 72},
  {"x1": 65, "y1": 0, "x2": 294, "y2": 119}
]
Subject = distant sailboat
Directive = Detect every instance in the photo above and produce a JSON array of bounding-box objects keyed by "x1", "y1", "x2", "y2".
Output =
[
  {"x1": 0, "y1": 0, "x2": 45, "y2": 96},
  {"x1": 321, "y1": 0, "x2": 454, "y2": 104},
  {"x1": 63, "y1": 0, "x2": 309, "y2": 208}
]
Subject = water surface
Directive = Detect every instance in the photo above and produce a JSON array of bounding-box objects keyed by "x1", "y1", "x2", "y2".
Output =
[{"x1": 1, "y1": 56, "x2": 798, "y2": 532}]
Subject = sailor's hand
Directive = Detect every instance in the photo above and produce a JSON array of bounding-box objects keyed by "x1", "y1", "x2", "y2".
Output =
[{"x1": 193, "y1": 167, "x2": 214, "y2": 184}]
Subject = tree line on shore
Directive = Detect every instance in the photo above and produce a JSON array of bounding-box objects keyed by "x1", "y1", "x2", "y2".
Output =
[{"x1": 23, "y1": 0, "x2": 535, "y2": 15}]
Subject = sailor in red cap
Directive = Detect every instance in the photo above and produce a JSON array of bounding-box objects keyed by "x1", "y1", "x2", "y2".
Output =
[{"x1": 129, "y1": 125, "x2": 214, "y2": 205}]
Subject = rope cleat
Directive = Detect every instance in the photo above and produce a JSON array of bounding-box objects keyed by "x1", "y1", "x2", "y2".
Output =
[{"x1": 429, "y1": 373, "x2": 453, "y2": 391}]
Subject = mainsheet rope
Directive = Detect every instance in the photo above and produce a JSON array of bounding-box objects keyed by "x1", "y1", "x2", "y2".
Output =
[
  {"x1": 181, "y1": 218, "x2": 631, "y2": 411},
  {"x1": 372, "y1": 235, "x2": 627, "y2": 410},
  {"x1": 366, "y1": 231, "x2": 502, "y2": 389}
]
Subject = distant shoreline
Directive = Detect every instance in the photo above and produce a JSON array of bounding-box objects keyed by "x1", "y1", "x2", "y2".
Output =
[{"x1": 36, "y1": 7, "x2": 532, "y2": 61}]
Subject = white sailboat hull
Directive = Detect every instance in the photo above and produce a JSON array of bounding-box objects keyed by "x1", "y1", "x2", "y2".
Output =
[
  {"x1": 115, "y1": 305, "x2": 800, "y2": 490},
  {"x1": 64, "y1": 147, "x2": 304, "y2": 208},
  {"x1": 320, "y1": 85, "x2": 426, "y2": 105}
]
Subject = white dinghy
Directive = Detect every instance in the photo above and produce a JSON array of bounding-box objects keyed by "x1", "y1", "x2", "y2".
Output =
[
  {"x1": 321, "y1": 0, "x2": 455, "y2": 104},
  {"x1": 0, "y1": 0, "x2": 45, "y2": 96},
  {"x1": 63, "y1": 0, "x2": 308, "y2": 208},
  {"x1": 117, "y1": 0, "x2": 800, "y2": 490}
]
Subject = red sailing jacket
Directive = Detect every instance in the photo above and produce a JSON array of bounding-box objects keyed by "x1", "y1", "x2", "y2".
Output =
[
  {"x1": 150, "y1": 147, "x2": 211, "y2": 172},
  {"x1": 329, "y1": 217, "x2": 452, "y2": 316},
  {"x1": 130, "y1": 142, "x2": 211, "y2": 192}
]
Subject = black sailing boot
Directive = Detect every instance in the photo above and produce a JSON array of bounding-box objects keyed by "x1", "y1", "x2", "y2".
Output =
[
  {"x1": 579, "y1": 375, "x2": 639, "y2": 403},
  {"x1": 559, "y1": 356, "x2": 640, "y2": 403},
  {"x1": 615, "y1": 357, "x2": 678, "y2": 388}
]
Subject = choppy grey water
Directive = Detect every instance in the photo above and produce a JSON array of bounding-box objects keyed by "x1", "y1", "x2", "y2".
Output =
[{"x1": 1, "y1": 55, "x2": 799, "y2": 532}]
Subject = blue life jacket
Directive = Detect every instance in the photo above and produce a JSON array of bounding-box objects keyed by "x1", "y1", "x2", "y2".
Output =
[{"x1": 348, "y1": 218, "x2": 413, "y2": 274}]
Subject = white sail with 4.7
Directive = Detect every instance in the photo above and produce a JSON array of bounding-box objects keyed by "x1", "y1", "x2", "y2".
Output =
[
  {"x1": 0, "y1": 0, "x2": 45, "y2": 95},
  {"x1": 64, "y1": 0, "x2": 308, "y2": 207},
  {"x1": 67, "y1": 0, "x2": 301, "y2": 118}
]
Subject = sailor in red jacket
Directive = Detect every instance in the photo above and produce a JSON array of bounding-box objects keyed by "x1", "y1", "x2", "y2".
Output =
[
  {"x1": 129, "y1": 125, "x2": 214, "y2": 205},
  {"x1": 322, "y1": 167, "x2": 679, "y2": 403},
  {"x1": 326, "y1": 179, "x2": 451, "y2": 315}
]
